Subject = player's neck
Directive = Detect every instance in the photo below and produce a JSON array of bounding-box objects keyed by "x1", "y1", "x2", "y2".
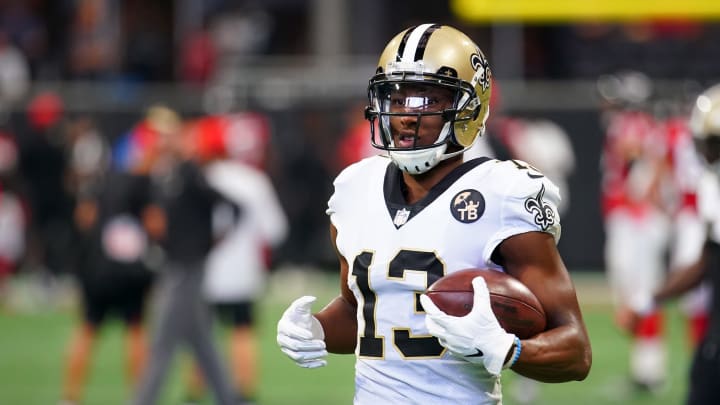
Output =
[{"x1": 401, "y1": 156, "x2": 463, "y2": 204}]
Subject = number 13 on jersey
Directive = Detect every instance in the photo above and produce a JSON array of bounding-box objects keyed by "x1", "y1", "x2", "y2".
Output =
[{"x1": 351, "y1": 250, "x2": 447, "y2": 359}]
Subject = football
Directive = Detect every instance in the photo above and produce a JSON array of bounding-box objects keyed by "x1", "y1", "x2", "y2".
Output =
[{"x1": 424, "y1": 268, "x2": 546, "y2": 339}]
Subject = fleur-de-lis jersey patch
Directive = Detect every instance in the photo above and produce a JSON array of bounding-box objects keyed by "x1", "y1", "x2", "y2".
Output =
[{"x1": 524, "y1": 184, "x2": 555, "y2": 231}]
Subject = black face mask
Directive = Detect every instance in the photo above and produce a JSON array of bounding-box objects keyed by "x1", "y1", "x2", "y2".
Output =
[{"x1": 696, "y1": 136, "x2": 720, "y2": 165}]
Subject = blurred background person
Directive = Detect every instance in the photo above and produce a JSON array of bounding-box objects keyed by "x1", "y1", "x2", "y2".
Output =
[
  {"x1": 64, "y1": 115, "x2": 107, "y2": 198},
  {"x1": 0, "y1": 131, "x2": 25, "y2": 307},
  {"x1": 598, "y1": 71, "x2": 672, "y2": 392},
  {"x1": 58, "y1": 114, "x2": 156, "y2": 405},
  {"x1": 66, "y1": 0, "x2": 121, "y2": 80},
  {"x1": 183, "y1": 113, "x2": 289, "y2": 404},
  {"x1": 0, "y1": 29, "x2": 29, "y2": 122},
  {"x1": 653, "y1": 100, "x2": 712, "y2": 348},
  {"x1": 16, "y1": 91, "x2": 74, "y2": 287},
  {"x1": 132, "y1": 105, "x2": 238, "y2": 405},
  {"x1": 618, "y1": 82, "x2": 720, "y2": 405}
]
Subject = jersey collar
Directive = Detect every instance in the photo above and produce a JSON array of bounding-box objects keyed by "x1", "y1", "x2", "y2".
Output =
[{"x1": 383, "y1": 157, "x2": 491, "y2": 229}]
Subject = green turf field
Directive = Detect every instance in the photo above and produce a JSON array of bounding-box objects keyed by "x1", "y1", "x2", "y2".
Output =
[{"x1": 0, "y1": 271, "x2": 692, "y2": 405}]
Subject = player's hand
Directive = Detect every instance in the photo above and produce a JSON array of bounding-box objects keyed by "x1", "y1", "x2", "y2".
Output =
[
  {"x1": 615, "y1": 305, "x2": 642, "y2": 334},
  {"x1": 276, "y1": 295, "x2": 328, "y2": 368},
  {"x1": 615, "y1": 292, "x2": 655, "y2": 334},
  {"x1": 420, "y1": 277, "x2": 516, "y2": 375}
]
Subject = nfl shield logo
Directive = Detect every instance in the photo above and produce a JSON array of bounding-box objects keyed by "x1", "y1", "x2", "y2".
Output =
[{"x1": 393, "y1": 208, "x2": 410, "y2": 227}]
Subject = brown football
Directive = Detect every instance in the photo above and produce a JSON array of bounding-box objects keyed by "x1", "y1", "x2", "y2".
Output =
[{"x1": 425, "y1": 268, "x2": 546, "y2": 339}]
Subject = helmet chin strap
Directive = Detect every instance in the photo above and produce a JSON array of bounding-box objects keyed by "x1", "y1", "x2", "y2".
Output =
[
  {"x1": 389, "y1": 122, "x2": 477, "y2": 174},
  {"x1": 390, "y1": 143, "x2": 475, "y2": 174},
  {"x1": 387, "y1": 122, "x2": 448, "y2": 174},
  {"x1": 389, "y1": 144, "x2": 447, "y2": 174}
]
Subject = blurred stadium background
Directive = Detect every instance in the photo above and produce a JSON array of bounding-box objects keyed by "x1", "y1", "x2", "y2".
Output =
[{"x1": 0, "y1": 0, "x2": 718, "y2": 404}]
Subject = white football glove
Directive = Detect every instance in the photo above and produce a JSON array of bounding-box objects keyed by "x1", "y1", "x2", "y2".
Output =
[
  {"x1": 420, "y1": 277, "x2": 516, "y2": 375},
  {"x1": 276, "y1": 295, "x2": 328, "y2": 368}
]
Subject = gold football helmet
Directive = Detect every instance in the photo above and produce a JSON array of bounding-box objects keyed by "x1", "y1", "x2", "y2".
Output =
[
  {"x1": 690, "y1": 84, "x2": 720, "y2": 171},
  {"x1": 365, "y1": 24, "x2": 492, "y2": 174}
]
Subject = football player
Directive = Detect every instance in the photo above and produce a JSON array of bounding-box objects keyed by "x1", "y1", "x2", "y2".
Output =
[
  {"x1": 277, "y1": 24, "x2": 592, "y2": 403},
  {"x1": 660, "y1": 110, "x2": 710, "y2": 347},
  {"x1": 599, "y1": 82, "x2": 671, "y2": 390},
  {"x1": 618, "y1": 83, "x2": 720, "y2": 405}
]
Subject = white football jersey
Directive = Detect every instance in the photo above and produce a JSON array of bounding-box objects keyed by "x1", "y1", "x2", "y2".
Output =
[
  {"x1": 327, "y1": 155, "x2": 561, "y2": 405},
  {"x1": 203, "y1": 160, "x2": 288, "y2": 301}
]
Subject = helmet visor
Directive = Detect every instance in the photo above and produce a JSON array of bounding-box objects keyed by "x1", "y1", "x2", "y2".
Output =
[{"x1": 374, "y1": 81, "x2": 458, "y2": 112}]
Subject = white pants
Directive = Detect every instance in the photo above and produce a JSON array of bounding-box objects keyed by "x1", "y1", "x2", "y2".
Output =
[
  {"x1": 605, "y1": 208, "x2": 671, "y2": 384},
  {"x1": 605, "y1": 209, "x2": 670, "y2": 308}
]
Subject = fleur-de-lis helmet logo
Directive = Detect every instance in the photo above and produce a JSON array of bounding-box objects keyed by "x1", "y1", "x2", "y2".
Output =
[{"x1": 470, "y1": 53, "x2": 491, "y2": 92}]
